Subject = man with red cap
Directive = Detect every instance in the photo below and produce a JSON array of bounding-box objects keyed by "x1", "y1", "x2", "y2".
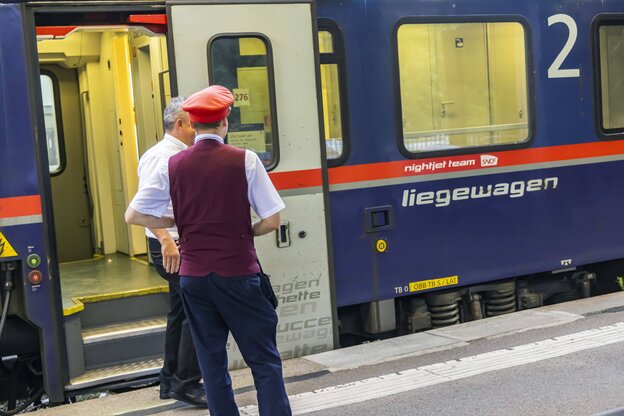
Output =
[{"x1": 126, "y1": 85, "x2": 291, "y2": 416}]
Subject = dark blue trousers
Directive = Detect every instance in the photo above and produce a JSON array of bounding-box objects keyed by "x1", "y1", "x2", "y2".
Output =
[
  {"x1": 180, "y1": 273, "x2": 291, "y2": 416},
  {"x1": 148, "y1": 238, "x2": 201, "y2": 392}
]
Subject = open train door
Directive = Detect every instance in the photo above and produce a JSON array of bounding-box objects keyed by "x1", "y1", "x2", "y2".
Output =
[
  {"x1": 0, "y1": 2, "x2": 67, "y2": 403},
  {"x1": 167, "y1": 0, "x2": 336, "y2": 362}
]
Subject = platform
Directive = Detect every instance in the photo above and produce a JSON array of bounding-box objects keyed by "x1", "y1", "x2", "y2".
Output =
[{"x1": 31, "y1": 292, "x2": 624, "y2": 416}]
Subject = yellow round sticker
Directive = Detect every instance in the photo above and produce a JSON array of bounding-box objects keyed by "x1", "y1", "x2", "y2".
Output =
[{"x1": 376, "y1": 239, "x2": 387, "y2": 253}]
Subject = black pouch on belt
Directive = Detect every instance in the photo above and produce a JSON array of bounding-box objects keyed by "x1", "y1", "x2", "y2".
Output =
[{"x1": 258, "y1": 262, "x2": 278, "y2": 309}]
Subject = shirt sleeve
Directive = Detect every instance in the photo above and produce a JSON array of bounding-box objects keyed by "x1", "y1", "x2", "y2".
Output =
[
  {"x1": 129, "y1": 152, "x2": 171, "y2": 218},
  {"x1": 246, "y1": 151, "x2": 285, "y2": 219}
]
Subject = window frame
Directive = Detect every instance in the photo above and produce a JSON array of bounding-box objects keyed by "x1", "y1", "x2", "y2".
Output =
[
  {"x1": 318, "y1": 18, "x2": 351, "y2": 167},
  {"x1": 592, "y1": 14, "x2": 624, "y2": 140},
  {"x1": 40, "y1": 70, "x2": 66, "y2": 176},
  {"x1": 392, "y1": 15, "x2": 535, "y2": 160},
  {"x1": 207, "y1": 32, "x2": 280, "y2": 171}
]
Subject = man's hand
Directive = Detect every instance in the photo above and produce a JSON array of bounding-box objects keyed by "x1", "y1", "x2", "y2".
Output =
[
  {"x1": 160, "y1": 237, "x2": 181, "y2": 274},
  {"x1": 150, "y1": 228, "x2": 180, "y2": 274}
]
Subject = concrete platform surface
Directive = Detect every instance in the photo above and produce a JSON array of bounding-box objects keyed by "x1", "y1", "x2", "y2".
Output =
[{"x1": 32, "y1": 292, "x2": 624, "y2": 415}]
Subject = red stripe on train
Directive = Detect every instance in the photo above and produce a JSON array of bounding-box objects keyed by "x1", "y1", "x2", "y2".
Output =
[
  {"x1": 269, "y1": 169, "x2": 322, "y2": 190},
  {"x1": 0, "y1": 195, "x2": 42, "y2": 219},
  {"x1": 328, "y1": 141, "x2": 624, "y2": 185},
  {"x1": 36, "y1": 26, "x2": 78, "y2": 38},
  {"x1": 128, "y1": 15, "x2": 168, "y2": 26}
]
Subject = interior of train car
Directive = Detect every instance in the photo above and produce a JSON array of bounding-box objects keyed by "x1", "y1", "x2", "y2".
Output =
[{"x1": 38, "y1": 24, "x2": 170, "y2": 308}]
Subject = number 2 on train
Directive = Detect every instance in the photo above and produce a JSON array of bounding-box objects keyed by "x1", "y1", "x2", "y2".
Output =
[{"x1": 547, "y1": 14, "x2": 580, "y2": 79}]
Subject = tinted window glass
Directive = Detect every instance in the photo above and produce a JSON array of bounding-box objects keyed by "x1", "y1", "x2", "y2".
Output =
[
  {"x1": 210, "y1": 36, "x2": 276, "y2": 168},
  {"x1": 319, "y1": 30, "x2": 347, "y2": 161},
  {"x1": 598, "y1": 25, "x2": 624, "y2": 131},
  {"x1": 40, "y1": 74, "x2": 62, "y2": 173},
  {"x1": 397, "y1": 22, "x2": 529, "y2": 153}
]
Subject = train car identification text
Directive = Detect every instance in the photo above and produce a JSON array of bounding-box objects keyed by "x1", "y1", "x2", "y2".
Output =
[
  {"x1": 394, "y1": 276, "x2": 459, "y2": 294},
  {"x1": 401, "y1": 177, "x2": 559, "y2": 208}
]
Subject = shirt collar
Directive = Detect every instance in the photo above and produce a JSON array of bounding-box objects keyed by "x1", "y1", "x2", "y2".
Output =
[
  {"x1": 194, "y1": 133, "x2": 224, "y2": 145},
  {"x1": 164, "y1": 133, "x2": 188, "y2": 151}
]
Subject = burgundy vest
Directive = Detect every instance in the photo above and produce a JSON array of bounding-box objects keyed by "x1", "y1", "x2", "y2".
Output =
[{"x1": 168, "y1": 139, "x2": 260, "y2": 277}]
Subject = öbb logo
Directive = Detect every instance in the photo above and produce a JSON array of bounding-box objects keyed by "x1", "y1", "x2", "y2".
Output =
[{"x1": 480, "y1": 154, "x2": 498, "y2": 167}]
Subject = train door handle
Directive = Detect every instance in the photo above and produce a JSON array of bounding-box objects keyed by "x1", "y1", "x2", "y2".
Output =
[
  {"x1": 276, "y1": 221, "x2": 291, "y2": 248},
  {"x1": 364, "y1": 206, "x2": 394, "y2": 233},
  {"x1": 440, "y1": 101, "x2": 455, "y2": 117}
]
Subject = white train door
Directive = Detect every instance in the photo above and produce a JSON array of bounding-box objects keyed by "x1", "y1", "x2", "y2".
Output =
[{"x1": 167, "y1": 0, "x2": 335, "y2": 364}]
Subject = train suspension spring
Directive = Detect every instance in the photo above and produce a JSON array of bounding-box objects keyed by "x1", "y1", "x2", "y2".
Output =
[
  {"x1": 483, "y1": 289, "x2": 516, "y2": 317},
  {"x1": 426, "y1": 291, "x2": 462, "y2": 328},
  {"x1": 428, "y1": 303, "x2": 460, "y2": 327}
]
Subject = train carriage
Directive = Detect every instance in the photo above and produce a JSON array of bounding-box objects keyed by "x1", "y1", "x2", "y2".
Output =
[{"x1": 1, "y1": 0, "x2": 624, "y2": 411}]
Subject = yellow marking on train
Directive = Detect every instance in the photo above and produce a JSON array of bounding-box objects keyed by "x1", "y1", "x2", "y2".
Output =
[
  {"x1": 63, "y1": 301, "x2": 84, "y2": 316},
  {"x1": 0, "y1": 232, "x2": 18, "y2": 258},
  {"x1": 376, "y1": 239, "x2": 387, "y2": 253},
  {"x1": 130, "y1": 256, "x2": 149, "y2": 266},
  {"x1": 409, "y1": 276, "x2": 459, "y2": 292},
  {"x1": 63, "y1": 285, "x2": 169, "y2": 316},
  {"x1": 59, "y1": 253, "x2": 105, "y2": 265}
]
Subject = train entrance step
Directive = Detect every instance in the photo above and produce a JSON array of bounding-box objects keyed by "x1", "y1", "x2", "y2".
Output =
[
  {"x1": 82, "y1": 317, "x2": 167, "y2": 369},
  {"x1": 67, "y1": 356, "x2": 163, "y2": 391},
  {"x1": 82, "y1": 317, "x2": 167, "y2": 345},
  {"x1": 63, "y1": 288, "x2": 170, "y2": 392}
]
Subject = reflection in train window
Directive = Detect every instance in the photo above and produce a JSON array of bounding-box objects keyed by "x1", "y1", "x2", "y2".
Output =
[
  {"x1": 397, "y1": 22, "x2": 529, "y2": 153},
  {"x1": 598, "y1": 24, "x2": 624, "y2": 132},
  {"x1": 319, "y1": 29, "x2": 348, "y2": 162},
  {"x1": 209, "y1": 35, "x2": 277, "y2": 169},
  {"x1": 40, "y1": 74, "x2": 63, "y2": 173}
]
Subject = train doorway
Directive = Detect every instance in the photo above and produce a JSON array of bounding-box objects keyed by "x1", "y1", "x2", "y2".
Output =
[
  {"x1": 37, "y1": 28, "x2": 166, "y2": 254},
  {"x1": 35, "y1": 26, "x2": 173, "y2": 385},
  {"x1": 40, "y1": 67, "x2": 94, "y2": 262}
]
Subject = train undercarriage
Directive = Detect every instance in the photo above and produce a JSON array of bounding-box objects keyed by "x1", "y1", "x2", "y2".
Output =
[{"x1": 338, "y1": 259, "x2": 623, "y2": 346}]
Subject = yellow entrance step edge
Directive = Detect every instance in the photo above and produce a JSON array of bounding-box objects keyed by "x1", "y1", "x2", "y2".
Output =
[{"x1": 63, "y1": 285, "x2": 169, "y2": 317}]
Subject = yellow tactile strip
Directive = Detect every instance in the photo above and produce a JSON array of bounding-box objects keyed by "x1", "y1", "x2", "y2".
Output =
[{"x1": 63, "y1": 285, "x2": 169, "y2": 317}]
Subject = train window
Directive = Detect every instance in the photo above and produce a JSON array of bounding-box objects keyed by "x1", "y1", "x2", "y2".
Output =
[
  {"x1": 209, "y1": 35, "x2": 278, "y2": 170},
  {"x1": 597, "y1": 24, "x2": 624, "y2": 133},
  {"x1": 319, "y1": 27, "x2": 349, "y2": 164},
  {"x1": 397, "y1": 22, "x2": 529, "y2": 154},
  {"x1": 40, "y1": 73, "x2": 64, "y2": 174}
]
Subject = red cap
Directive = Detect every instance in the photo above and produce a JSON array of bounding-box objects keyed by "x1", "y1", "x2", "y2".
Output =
[{"x1": 182, "y1": 85, "x2": 234, "y2": 123}]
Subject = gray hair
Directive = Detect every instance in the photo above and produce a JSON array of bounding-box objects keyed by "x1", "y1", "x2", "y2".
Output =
[{"x1": 163, "y1": 96, "x2": 187, "y2": 132}]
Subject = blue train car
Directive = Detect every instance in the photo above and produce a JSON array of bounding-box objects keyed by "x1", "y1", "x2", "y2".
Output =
[
  {"x1": 1, "y1": 0, "x2": 623, "y2": 410},
  {"x1": 319, "y1": 0, "x2": 624, "y2": 338}
]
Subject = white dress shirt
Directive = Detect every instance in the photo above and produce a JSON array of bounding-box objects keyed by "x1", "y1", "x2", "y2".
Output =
[
  {"x1": 129, "y1": 133, "x2": 285, "y2": 232},
  {"x1": 130, "y1": 133, "x2": 187, "y2": 239}
]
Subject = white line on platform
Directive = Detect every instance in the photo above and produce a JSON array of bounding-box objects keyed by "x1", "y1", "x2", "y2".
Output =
[{"x1": 239, "y1": 322, "x2": 624, "y2": 415}]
